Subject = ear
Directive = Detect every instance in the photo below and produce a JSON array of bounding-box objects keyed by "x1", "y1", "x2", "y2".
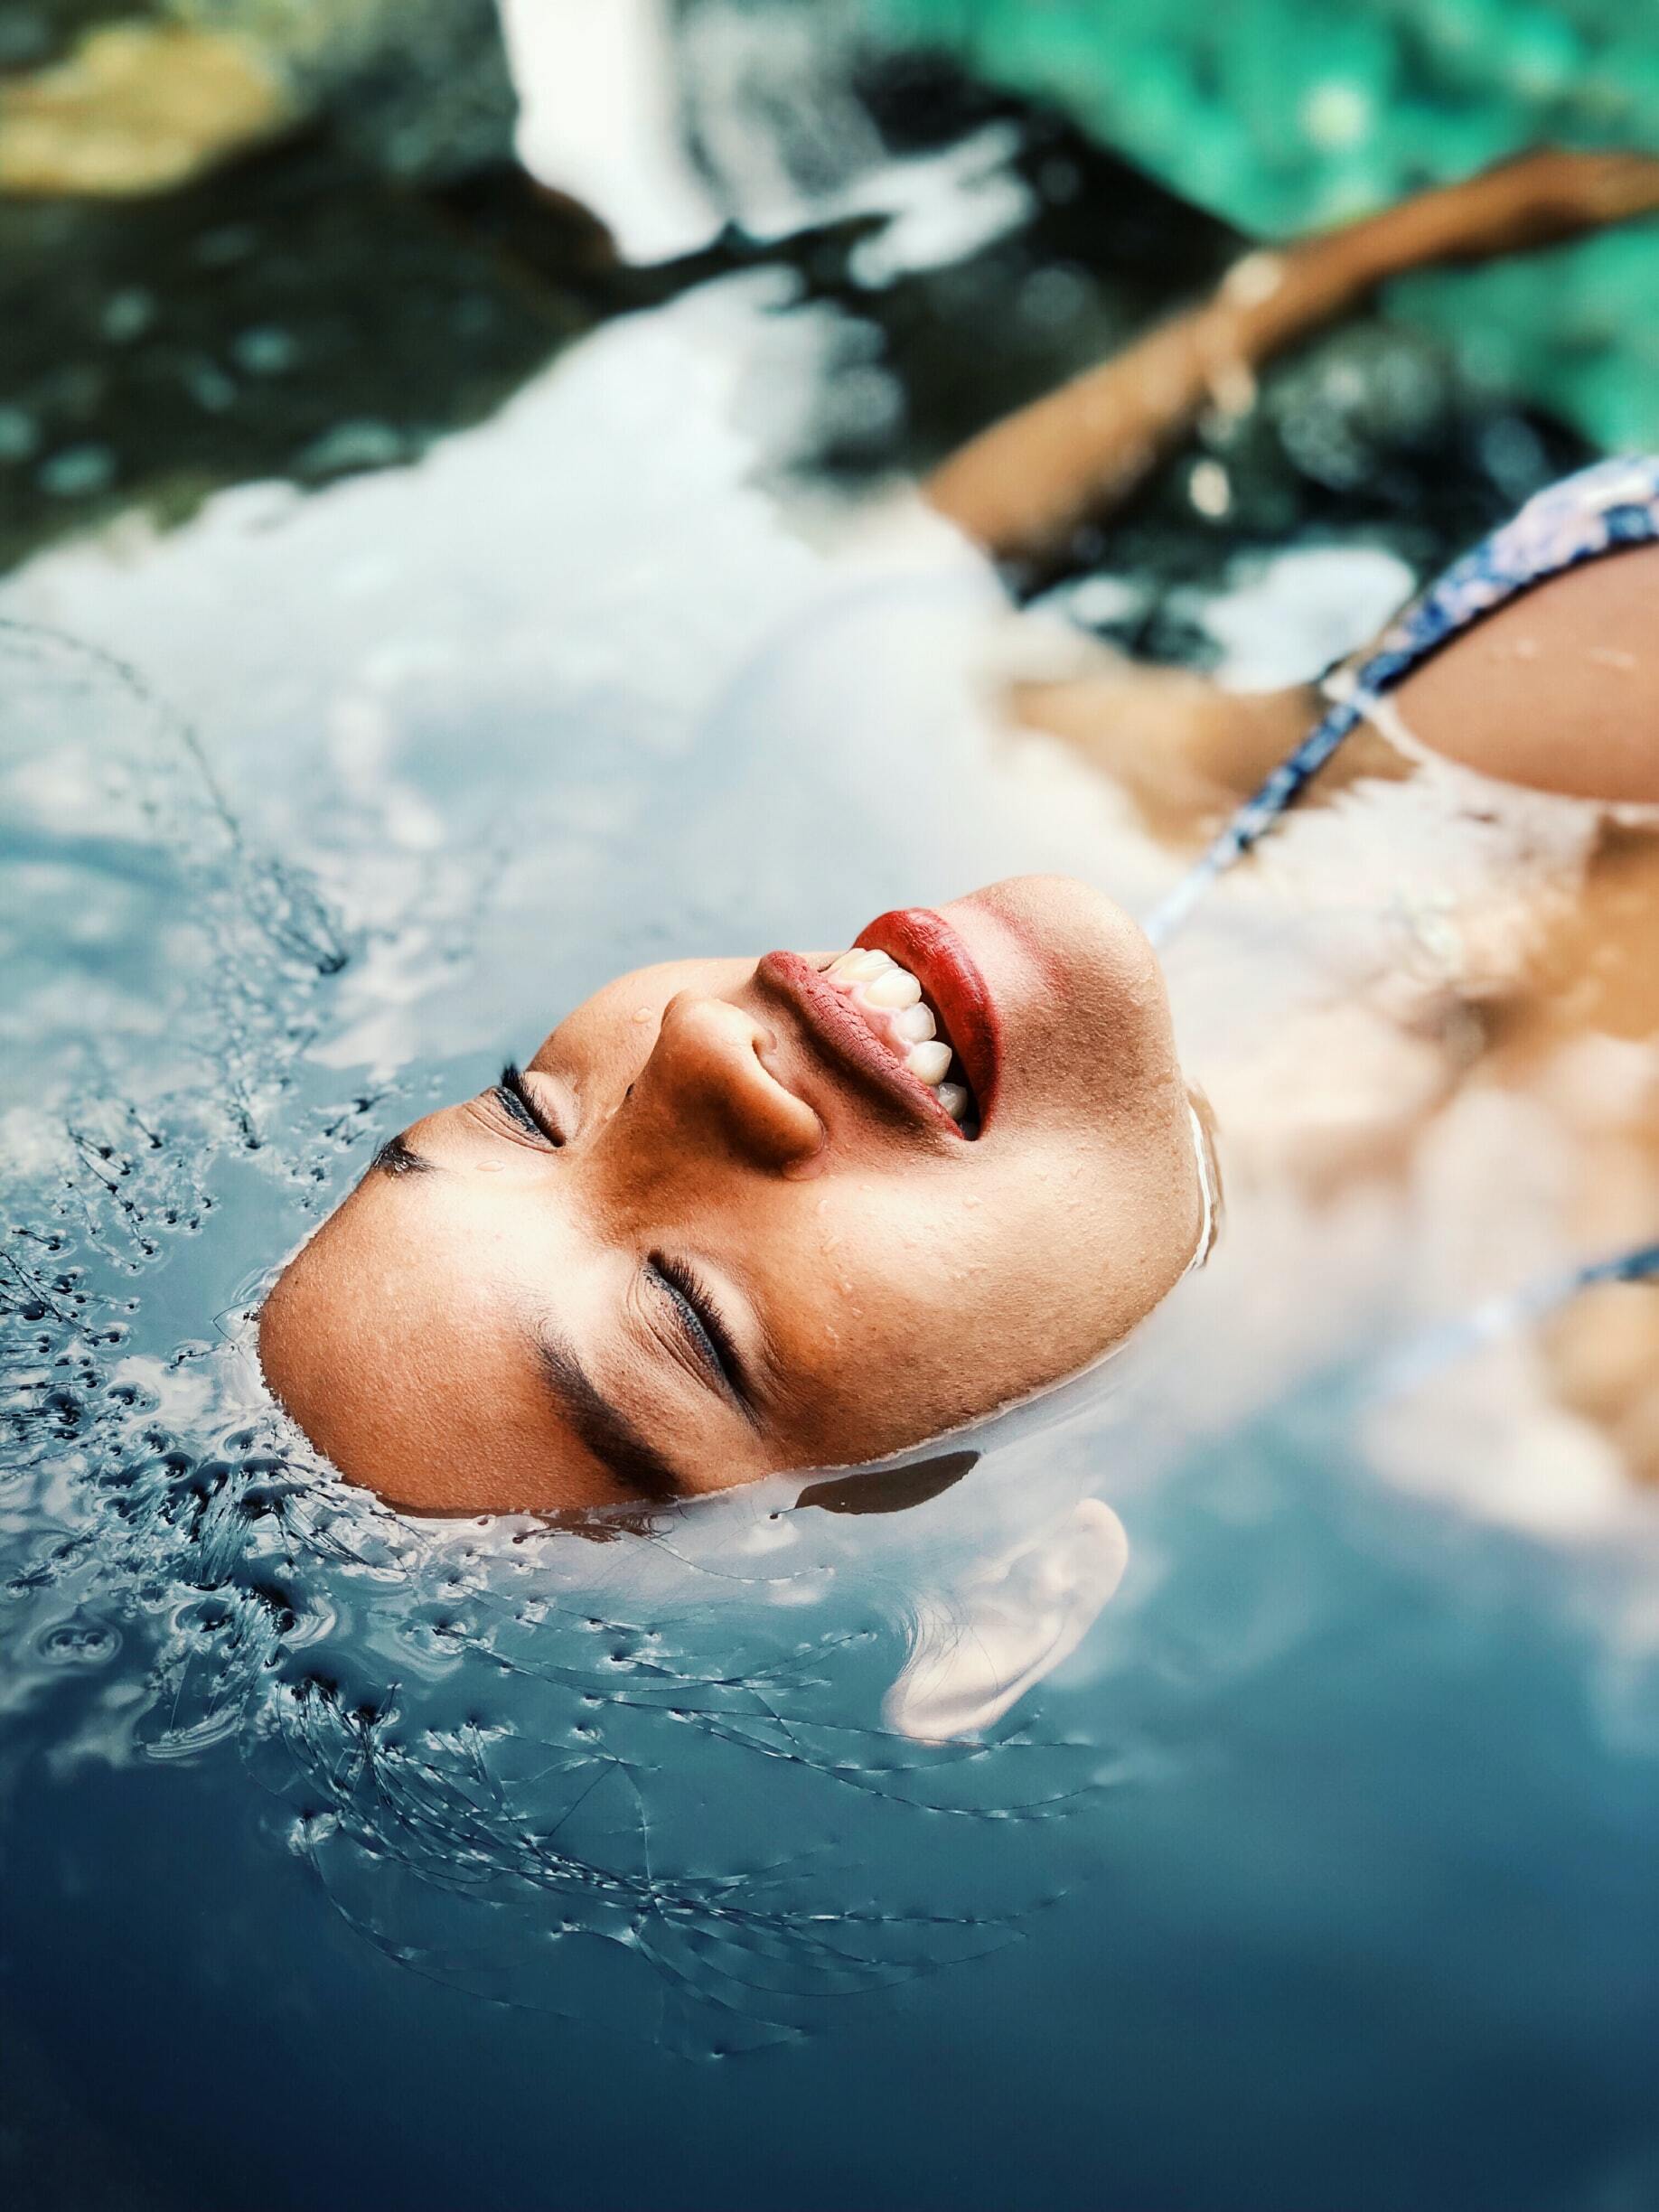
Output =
[{"x1": 882, "y1": 1498, "x2": 1129, "y2": 1743}]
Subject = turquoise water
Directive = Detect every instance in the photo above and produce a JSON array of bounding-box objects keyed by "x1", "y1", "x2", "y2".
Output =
[{"x1": 5, "y1": 65, "x2": 1659, "y2": 2212}]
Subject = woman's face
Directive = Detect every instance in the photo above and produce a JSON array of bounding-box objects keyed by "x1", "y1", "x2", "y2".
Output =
[{"x1": 258, "y1": 876, "x2": 1203, "y2": 1512}]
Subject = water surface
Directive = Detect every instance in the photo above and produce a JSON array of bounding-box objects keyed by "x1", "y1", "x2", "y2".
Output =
[{"x1": 5, "y1": 91, "x2": 1659, "y2": 2212}]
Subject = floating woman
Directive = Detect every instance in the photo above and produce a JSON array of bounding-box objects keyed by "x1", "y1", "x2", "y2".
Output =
[{"x1": 258, "y1": 149, "x2": 1659, "y2": 1513}]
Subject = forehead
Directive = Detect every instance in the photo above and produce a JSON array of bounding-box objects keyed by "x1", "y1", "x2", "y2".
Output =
[{"x1": 258, "y1": 1179, "x2": 573, "y2": 1508}]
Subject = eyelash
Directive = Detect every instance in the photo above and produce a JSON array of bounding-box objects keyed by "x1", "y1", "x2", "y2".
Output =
[
  {"x1": 492, "y1": 1063, "x2": 565, "y2": 1148},
  {"x1": 651, "y1": 1252, "x2": 745, "y2": 1405},
  {"x1": 485, "y1": 1072, "x2": 744, "y2": 1408}
]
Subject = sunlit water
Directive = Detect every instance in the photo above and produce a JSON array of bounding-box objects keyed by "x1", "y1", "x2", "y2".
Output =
[{"x1": 5, "y1": 253, "x2": 1659, "y2": 2212}]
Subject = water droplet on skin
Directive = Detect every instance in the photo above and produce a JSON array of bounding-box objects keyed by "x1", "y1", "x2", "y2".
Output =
[
  {"x1": 1223, "y1": 249, "x2": 1285, "y2": 307},
  {"x1": 1189, "y1": 458, "x2": 1232, "y2": 519}
]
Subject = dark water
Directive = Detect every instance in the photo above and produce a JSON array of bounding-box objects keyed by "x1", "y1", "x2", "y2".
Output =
[{"x1": 4, "y1": 35, "x2": 1658, "y2": 2212}]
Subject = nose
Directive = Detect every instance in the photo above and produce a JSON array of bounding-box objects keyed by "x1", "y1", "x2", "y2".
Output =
[{"x1": 628, "y1": 990, "x2": 823, "y2": 1171}]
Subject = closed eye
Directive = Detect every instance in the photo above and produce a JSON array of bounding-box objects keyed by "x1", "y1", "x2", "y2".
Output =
[
  {"x1": 492, "y1": 1062, "x2": 566, "y2": 1148},
  {"x1": 649, "y1": 1252, "x2": 755, "y2": 1420}
]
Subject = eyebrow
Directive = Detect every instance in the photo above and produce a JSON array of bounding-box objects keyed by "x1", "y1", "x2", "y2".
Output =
[
  {"x1": 538, "y1": 1334, "x2": 689, "y2": 1504},
  {"x1": 369, "y1": 1128, "x2": 701, "y2": 1502},
  {"x1": 372, "y1": 1132, "x2": 433, "y2": 1176}
]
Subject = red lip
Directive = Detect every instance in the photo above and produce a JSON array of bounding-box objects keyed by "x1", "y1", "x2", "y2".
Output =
[
  {"x1": 855, "y1": 907, "x2": 1000, "y2": 1124},
  {"x1": 755, "y1": 951, "x2": 970, "y2": 1139},
  {"x1": 755, "y1": 907, "x2": 1002, "y2": 1143}
]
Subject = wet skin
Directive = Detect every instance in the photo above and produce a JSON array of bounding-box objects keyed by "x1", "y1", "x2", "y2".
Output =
[{"x1": 258, "y1": 876, "x2": 1204, "y2": 1513}]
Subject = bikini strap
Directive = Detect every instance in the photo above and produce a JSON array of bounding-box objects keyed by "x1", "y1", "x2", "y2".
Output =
[
  {"x1": 1149, "y1": 458, "x2": 1659, "y2": 1343},
  {"x1": 1372, "y1": 1239, "x2": 1659, "y2": 1400},
  {"x1": 1146, "y1": 455, "x2": 1659, "y2": 945}
]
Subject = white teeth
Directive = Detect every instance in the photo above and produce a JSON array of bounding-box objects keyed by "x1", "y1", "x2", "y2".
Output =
[
  {"x1": 830, "y1": 948, "x2": 888, "y2": 982},
  {"x1": 824, "y1": 949, "x2": 971, "y2": 1121},
  {"x1": 863, "y1": 967, "x2": 922, "y2": 1009}
]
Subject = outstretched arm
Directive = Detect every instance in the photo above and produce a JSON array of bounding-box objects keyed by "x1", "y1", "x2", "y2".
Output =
[
  {"x1": 943, "y1": 149, "x2": 1659, "y2": 833},
  {"x1": 928, "y1": 149, "x2": 1659, "y2": 567}
]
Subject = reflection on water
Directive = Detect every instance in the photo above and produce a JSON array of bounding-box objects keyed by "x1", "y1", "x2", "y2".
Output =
[
  {"x1": 4, "y1": 39, "x2": 1659, "y2": 2212},
  {"x1": 0, "y1": 287, "x2": 1167, "y2": 2066}
]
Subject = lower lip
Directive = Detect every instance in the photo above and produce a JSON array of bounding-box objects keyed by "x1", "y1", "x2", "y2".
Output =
[
  {"x1": 854, "y1": 907, "x2": 1001, "y2": 1122},
  {"x1": 755, "y1": 951, "x2": 972, "y2": 1139}
]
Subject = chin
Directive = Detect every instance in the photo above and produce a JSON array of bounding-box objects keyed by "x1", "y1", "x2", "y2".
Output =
[
  {"x1": 944, "y1": 875, "x2": 1180, "y2": 1120},
  {"x1": 958, "y1": 873, "x2": 1163, "y2": 985}
]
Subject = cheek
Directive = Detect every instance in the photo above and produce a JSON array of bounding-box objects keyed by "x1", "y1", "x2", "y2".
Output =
[
  {"x1": 783, "y1": 1143, "x2": 1171, "y2": 1343},
  {"x1": 783, "y1": 1181, "x2": 1009, "y2": 1354},
  {"x1": 942, "y1": 1150, "x2": 1145, "y2": 1331},
  {"x1": 769, "y1": 1173, "x2": 1150, "y2": 1448}
]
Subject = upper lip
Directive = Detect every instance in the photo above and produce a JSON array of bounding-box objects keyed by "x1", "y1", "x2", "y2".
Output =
[
  {"x1": 856, "y1": 906, "x2": 1000, "y2": 1123},
  {"x1": 754, "y1": 907, "x2": 1000, "y2": 1143}
]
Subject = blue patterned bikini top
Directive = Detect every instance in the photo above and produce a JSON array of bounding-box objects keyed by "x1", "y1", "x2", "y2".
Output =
[
  {"x1": 1149, "y1": 454, "x2": 1659, "y2": 1336},
  {"x1": 1148, "y1": 453, "x2": 1659, "y2": 943}
]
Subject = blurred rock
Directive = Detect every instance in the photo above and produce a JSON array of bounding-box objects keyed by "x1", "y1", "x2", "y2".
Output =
[
  {"x1": 0, "y1": 23, "x2": 293, "y2": 195},
  {"x1": 0, "y1": 137, "x2": 591, "y2": 570},
  {"x1": 0, "y1": 0, "x2": 518, "y2": 192}
]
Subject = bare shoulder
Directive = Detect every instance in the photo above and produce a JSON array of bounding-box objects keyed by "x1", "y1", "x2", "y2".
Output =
[
  {"x1": 1392, "y1": 541, "x2": 1659, "y2": 806},
  {"x1": 1010, "y1": 652, "x2": 1326, "y2": 842}
]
